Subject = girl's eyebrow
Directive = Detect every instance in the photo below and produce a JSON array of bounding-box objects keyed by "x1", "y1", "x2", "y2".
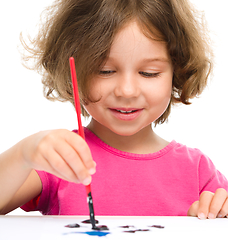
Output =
[
  {"x1": 142, "y1": 57, "x2": 170, "y2": 63},
  {"x1": 106, "y1": 57, "x2": 170, "y2": 64}
]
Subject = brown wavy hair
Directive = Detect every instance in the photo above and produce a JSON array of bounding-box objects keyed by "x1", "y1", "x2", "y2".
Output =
[{"x1": 21, "y1": 0, "x2": 213, "y2": 125}]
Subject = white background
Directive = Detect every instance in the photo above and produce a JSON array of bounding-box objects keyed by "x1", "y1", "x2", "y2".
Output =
[{"x1": 0, "y1": 0, "x2": 227, "y2": 215}]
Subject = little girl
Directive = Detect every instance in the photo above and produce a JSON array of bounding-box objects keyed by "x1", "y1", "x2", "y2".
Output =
[{"x1": 0, "y1": 0, "x2": 228, "y2": 219}]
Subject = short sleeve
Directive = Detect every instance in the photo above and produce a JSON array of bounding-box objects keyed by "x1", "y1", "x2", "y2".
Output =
[
  {"x1": 20, "y1": 195, "x2": 41, "y2": 212},
  {"x1": 198, "y1": 154, "x2": 228, "y2": 194},
  {"x1": 21, "y1": 171, "x2": 61, "y2": 215}
]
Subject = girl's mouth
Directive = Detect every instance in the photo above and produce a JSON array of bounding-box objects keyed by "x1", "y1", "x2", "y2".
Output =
[
  {"x1": 116, "y1": 109, "x2": 138, "y2": 114},
  {"x1": 109, "y1": 108, "x2": 143, "y2": 121}
]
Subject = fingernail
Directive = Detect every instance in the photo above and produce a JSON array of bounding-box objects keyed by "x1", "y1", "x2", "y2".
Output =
[
  {"x1": 208, "y1": 213, "x2": 215, "y2": 219},
  {"x1": 218, "y1": 213, "x2": 223, "y2": 218},
  {"x1": 83, "y1": 176, "x2": 91, "y2": 185},
  {"x1": 89, "y1": 168, "x2": 96, "y2": 175},
  {"x1": 198, "y1": 213, "x2": 206, "y2": 220}
]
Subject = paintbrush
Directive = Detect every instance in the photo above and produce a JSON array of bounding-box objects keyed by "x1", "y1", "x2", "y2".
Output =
[{"x1": 69, "y1": 57, "x2": 96, "y2": 229}]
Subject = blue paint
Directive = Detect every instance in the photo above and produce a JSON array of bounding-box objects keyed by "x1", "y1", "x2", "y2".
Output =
[
  {"x1": 63, "y1": 231, "x2": 110, "y2": 237},
  {"x1": 83, "y1": 231, "x2": 110, "y2": 237}
]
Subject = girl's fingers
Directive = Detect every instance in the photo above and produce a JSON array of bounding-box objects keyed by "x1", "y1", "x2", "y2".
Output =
[
  {"x1": 25, "y1": 129, "x2": 96, "y2": 185},
  {"x1": 54, "y1": 139, "x2": 93, "y2": 185},
  {"x1": 65, "y1": 132, "x2": 96, "y2": 172},
  {"x1": 218, "y1": 198, "x2": 228, "y2": 218},
  {"x1": 197, "y1": 191, "x2": 214, "y2": 219},
  {"x1": 32, "y1": 149, "x2": 77, "y2": 183},
  {"x1": 187, "y1": 200, "x2": 199, "y2": 217},
  {"x1": 188, "y1": 189, "x2": 228, "y2": 219},
  {"x1": 41, "y1": 147, "x2": 80, "y2": 183},
  {"x1": 212, "y1": 189, "x2": 228, "y2": 218},
  {"x1": 207, "y1": 188, "x2": 228, "y2": 219}
]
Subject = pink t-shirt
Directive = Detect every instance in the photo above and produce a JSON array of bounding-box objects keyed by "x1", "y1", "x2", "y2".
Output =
[{"x1": 21, "y1": 128, "x2": 228, "y2": 216}]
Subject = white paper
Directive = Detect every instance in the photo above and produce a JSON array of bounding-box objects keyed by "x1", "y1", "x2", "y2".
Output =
[{"x1": 1, "y1": 215, "x2": 228, "y2": 240}]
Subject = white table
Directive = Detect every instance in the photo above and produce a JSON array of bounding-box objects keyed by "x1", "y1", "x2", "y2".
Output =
[{"x1": 1, "y1": 215, "x2": 228, "y2": 239}]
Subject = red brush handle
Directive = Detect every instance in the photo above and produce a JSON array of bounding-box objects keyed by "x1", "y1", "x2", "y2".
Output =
[
  {"x1": 69, "y1": 57, "x2": 85, "y2": 139},
  {"x1": 69, "y1": 57, "x2": 91, "y2": 194}
]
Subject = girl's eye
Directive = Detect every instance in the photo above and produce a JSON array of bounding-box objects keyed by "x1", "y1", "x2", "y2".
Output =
[
  {"x1": 99, "y1": 70, "x2": 115, "y2": 75},
  {"x1": 139, "y1": 71, "x2": 160, "y2": 78}
]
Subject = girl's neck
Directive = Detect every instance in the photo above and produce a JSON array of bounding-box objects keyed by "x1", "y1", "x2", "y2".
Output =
[{"x1": 87, "y1": 120, "x2": 169, "y2": 154}]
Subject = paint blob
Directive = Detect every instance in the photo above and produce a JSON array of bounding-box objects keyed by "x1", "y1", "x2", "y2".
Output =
[
  {"x1": 150, "y1": 225, "x2": 165, "y2": 229},
  {"x1": 124, "y1": 229, "x2": 150, "y2": 233},
  {"x1": 65, "y1": 223, "x2": 80, "y2": 228},
  {"x1": 119, "y1": 225, "x2": 135, "y2": 228},
  {"x1": 92, "y1": 225, "x2": 109, "y2": 231},
  {"x1": 82, "y1": 219, "x2": 99, "y2": 224},
  {"x1": 64, "y1": 221, "x2": 165, "y2": 236}
]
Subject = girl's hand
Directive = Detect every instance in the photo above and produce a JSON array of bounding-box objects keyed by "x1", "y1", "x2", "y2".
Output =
[
  {"x1": 19, "y1": 129, "x2": 96, "y2": 185},
  {"x1": 187, "y1": 188, "x2": 228, "y2": 219}
]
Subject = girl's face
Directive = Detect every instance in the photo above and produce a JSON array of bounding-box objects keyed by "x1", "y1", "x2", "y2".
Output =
[{"x1": 85, "y1": 21, "x2": 173, "y2": 139}]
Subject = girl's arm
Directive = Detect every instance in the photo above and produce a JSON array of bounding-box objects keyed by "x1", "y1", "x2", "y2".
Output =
[
  {"x1": 0, "y1": 169, "x2": 42, "y2": 215},
  {"x1": 0, "y1": 144, "x2": 42, "y2": 214},
  {"x1": 0, "y1": 129, "x2": 96, "y2": 214}
]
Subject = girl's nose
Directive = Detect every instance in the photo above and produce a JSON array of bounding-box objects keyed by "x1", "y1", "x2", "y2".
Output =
[{"x1": 114, "y1": 73, "x2": 140, "y2": 98}]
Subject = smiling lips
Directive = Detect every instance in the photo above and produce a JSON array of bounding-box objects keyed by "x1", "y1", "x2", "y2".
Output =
[{"x1": 109, "y1": 108, "x2": 143, "y2": 121}]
